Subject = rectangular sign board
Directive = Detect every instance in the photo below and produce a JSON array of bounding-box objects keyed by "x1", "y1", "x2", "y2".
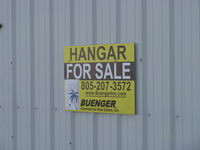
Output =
[{"x1": 64, "y1": 43, "x2": 136, "y2": 115}]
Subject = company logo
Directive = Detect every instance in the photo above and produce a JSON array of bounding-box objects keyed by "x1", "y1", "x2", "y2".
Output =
[{"x1": 68, "y1": 90, "x2": 79, "y2": 110}]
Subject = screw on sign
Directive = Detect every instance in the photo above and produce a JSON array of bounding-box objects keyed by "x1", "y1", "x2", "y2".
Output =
[{"x1": 0, "y1": 24, "x2": 3, "y2": 29}]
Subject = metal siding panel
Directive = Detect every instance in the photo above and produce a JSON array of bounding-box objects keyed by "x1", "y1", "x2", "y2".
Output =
[
  {"x1": 30, "y1": 0, "x2": 35, "y2": 150},
  {"x1": 152, "y1": 0, "x2": 163, "y2": 149},
  {"x1": 15, "y1": 0, "x2": 31, "y2": 150},
  {"x1": 54, "y1": 0, "x2": 69, "y2": 150},
  {"x1": 0, "y1": 1, "x2": 2, "y2": 144},
  {"x1": 0, "y1": 8, "x2": 2, "y2": 146},
  {"x1": 11, "y1": 0, "x2": 18, "y2": 149},
  {"x1": 169, "y1": 0, "x2": 176, "y2": 150},
  {"x1": 146, "y1": 1, "x2": 154, "y2": 149},
  {"x1": 34, "y1": 1, "x2": 40, "y2": 149},
  {"x1": 150, "y1": 1, "x2": 164, "y2": 149},
  {"x1": 134, "y1": 1, "x2": 143, "y2": 150},
  {"x1": 162, "y1": 1, "x2": 171, "y2": 150},
  {"x1": 174, "y1": 1, "x2": 200, "y2": 150},
  {"x1": 146, "y1": 1, "x2": 171, "y2": 150},
  {"x1": 15, "y1": 0, "x2": 23, "y2": 148},
  {"x1": 192, "y1": 1, "x2": 200, "y2": 150},
  {"x1": 49, "y1": 0, "x2": 55, "y2": 149},
  {"x1": 141, "y1": 0, "x2": 148, "y2": 150},
  {"x1": 7, "y1": 0, "x2": 13, "y2": 148},
  {"x1": 8, "y1": 0, "x2": 14, "y2": 147},
  {"x1": 182, "y1": 1, "x2": 193, "y2": 150},
  {"x1": 174, "y1": 1, "x2": 183, "y2": 150},
  {"x1": 0, "y1": 0, "x2": 13, "y2": 149},
  {"x1": 34, "y1": 0, "x2": 51, "y2": 150}
]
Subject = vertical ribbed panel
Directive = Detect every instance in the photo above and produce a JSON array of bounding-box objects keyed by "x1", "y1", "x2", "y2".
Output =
[
  {"x1": 0, "y1": 0, "x2": 200, "y2": 150},
  {"x1": 146, "y1": 1, "x2": 171, "y2": 150},
  {"x1": 0, "y1": 0, "x2": 13, "y2": 149},
  {"x1": 15, "y1": 0, "x2": 31, "y2": 149}
]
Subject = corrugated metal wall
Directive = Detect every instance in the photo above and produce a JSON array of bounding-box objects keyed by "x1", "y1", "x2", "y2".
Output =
[{"x1": 0, "y1": 0, "x2": 200, "y2": 150}]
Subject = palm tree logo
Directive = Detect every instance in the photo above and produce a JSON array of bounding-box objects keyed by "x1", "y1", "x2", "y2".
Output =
[{"x1": 68, "y1": 90, "x2": 79, "y2": 110}]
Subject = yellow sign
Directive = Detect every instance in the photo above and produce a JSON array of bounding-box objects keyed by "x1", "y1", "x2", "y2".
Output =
[{"x1": 64, "y1": 43, "x2": 135, "y2": 115}]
